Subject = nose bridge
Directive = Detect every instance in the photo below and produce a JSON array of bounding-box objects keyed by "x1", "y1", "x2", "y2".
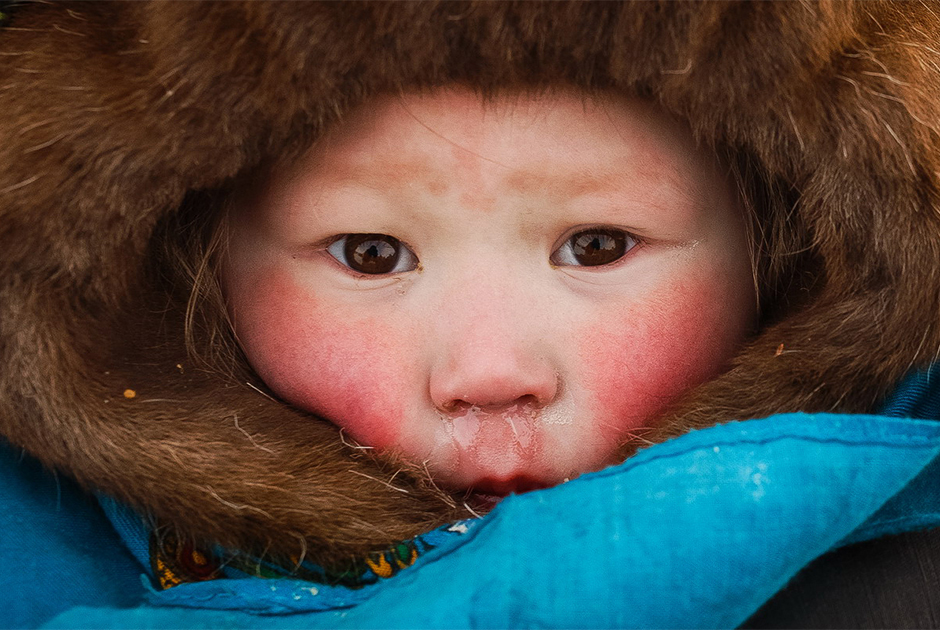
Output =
[
  {"x1": 440, "y1": 260, "x2": 533, "y2": 356},
  {"x1": 429, "y1": 263, "x2": 558, "y2": 410},
  {"x1": 450, "y1": 263, "x2": 513, "y2": 331}
]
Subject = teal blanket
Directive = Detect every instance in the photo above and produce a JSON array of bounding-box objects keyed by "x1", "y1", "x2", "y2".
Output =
[{"x1": 4, "y1": 371, "x2": 940, "y2": 628}]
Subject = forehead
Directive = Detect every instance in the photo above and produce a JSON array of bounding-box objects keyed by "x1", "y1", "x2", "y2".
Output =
[{"x1": 270, "y1": 89, "x2": 712, "y2": 207}]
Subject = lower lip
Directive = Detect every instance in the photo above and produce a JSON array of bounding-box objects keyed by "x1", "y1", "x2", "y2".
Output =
[{"x1": 466, "y1": 492, "x2": 502, "y2": 514}]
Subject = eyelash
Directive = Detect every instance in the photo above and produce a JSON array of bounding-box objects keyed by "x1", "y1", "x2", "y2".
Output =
[{"x1": 323, "y1": 227, "x2": 641, "y2": 276}]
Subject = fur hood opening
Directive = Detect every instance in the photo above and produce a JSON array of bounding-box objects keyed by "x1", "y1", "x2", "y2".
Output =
[{"x1": 2, "y1": 1, "x2": 940, "y2": 564}]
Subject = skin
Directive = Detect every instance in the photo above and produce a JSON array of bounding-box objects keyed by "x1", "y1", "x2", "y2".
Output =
[{"x1": 223, "y1": 89, "x2": 757, "y2": 498}]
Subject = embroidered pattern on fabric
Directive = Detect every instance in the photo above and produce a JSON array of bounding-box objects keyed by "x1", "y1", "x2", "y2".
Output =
[
  {"x1": 149, "y1": 529, "x2": 438, "y2": 590},
  {"x1": 150, "y1": 531, "x2": 221, "y2": 590},
  {"x1": 225, "y1": 536, "x2": 431, "y2": 587}
]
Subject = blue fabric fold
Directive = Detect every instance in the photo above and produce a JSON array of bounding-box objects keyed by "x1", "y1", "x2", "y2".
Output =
[{"x1": 881, "y1": 364, "x2": 940, "y2": 420}]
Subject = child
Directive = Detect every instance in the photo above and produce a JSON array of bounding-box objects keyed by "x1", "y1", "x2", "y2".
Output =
[
  {"x1": 3, "y1": 2, "x2": 940, "y2": 628},
  {"x1": 221, "y1": 89, "x2": 758, "y2": 500}
]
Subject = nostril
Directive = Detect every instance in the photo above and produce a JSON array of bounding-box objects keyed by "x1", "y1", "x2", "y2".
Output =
[
  {"x1": 429, "y1": 358, "x2": 560, "y2": 413},
  {"x1": 440, "y1": 399, "x2": 472, "y2": 414},
  {"x1": 440, "y1": 393, "x2": 543, "y2": 415},
  {"x1": 515, "y1": 394, "x2": 540, "y2": 407}
]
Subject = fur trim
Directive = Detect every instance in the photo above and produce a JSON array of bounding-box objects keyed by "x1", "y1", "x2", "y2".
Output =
[{"x1": 1, "y1": 1, "x2": 939, "y2": 563}]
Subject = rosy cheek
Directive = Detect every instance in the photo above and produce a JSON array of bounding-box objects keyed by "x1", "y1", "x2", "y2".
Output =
[
  {"x1": 231, "y1": 268, "x2": 408, "y2": 450},
  {"x1": 579, "y1": 277, "x2": 745, "y2": 444}
]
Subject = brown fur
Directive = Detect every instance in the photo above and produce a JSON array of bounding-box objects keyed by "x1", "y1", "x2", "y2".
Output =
[{"x1": 2, "y1": 1, "x2": 940, "y2": 566}]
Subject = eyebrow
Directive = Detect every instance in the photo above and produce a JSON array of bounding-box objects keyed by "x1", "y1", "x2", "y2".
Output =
[
  {"x1": 310, "y1": 159, "x2": 442, "y2": 191},
  {"x1": 503, "y1": 166, "x2": 699, "y2": 211},
  {"x1": 310, "y1": 157, "x2": 700, "y2": 212},
  {"x1": 505, "y1": 169, "x2": 623, "y2": 198}
]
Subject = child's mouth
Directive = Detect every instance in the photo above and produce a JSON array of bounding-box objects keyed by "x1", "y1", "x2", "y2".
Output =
[
  {"x1": 465, "y1": 476, "x2": 550, "y2": 514},
  {"x1": 471, "y1": 475, "x2": 549, "y2": 497}
]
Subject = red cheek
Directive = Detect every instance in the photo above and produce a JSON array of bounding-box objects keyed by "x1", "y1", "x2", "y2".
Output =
[
  {"x1": 579, "y1": 280, "x2": 740, "y2": 443},
  {"x1": 232, "y1": 269, "x2": 408, "y2": 450}
]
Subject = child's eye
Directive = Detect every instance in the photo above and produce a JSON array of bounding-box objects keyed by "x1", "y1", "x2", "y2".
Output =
[
  {"x1": 550, "y1": 228, "x2": 637, "y2": 267},
  {"x1": 326, "y1": 234, "x2": 418, "y2": 275}
]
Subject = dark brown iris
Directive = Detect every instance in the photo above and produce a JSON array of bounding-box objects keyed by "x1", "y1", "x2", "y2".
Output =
[
  {"x1": 570, "y1": 229, "x2": 629, "y2": 266},
  {"x1": 344, "y1": 234, "x2": 401, "y2": 274}
]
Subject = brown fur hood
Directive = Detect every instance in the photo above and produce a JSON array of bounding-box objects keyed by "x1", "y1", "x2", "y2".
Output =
[{"x1": 2, "y1": 1, "x2": 940, "y2": 565}]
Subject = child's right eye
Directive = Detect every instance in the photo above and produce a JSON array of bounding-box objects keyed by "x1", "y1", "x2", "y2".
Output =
[{"x1": 326, "y1": 234, "x2": 418, "y2": 275}]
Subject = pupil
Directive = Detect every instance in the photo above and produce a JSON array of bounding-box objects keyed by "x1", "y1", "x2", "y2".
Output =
[
  {"x1": 572, "y1": 229, "x2": 627, "y2": 266},
  {"x1": 345, "y1": 234, "x2": 400, "y2": 274}
]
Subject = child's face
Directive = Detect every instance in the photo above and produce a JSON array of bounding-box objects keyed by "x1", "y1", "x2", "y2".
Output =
[{"x1": 223, "y1": 90, "x2": 756, "y2": 498}]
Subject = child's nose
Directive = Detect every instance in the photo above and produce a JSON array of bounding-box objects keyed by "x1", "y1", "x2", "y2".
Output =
[
  {"x1": 429, "y1": 348, "x2": 559, "y2": 412},
  {"x1": 430, "y1": 348, "x2": 559, "y2": 411},
  {"x1": 428, "y1": 299, "x2": 559, "y2": 412}
]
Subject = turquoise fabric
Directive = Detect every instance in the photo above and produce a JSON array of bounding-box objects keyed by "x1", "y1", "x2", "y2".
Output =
[
  {"x1": 4, "y1": 371, "x2": 940, "y2": 628},
  {"x1": 0, "y1": 443, "x2": 146, "y2": 628}
]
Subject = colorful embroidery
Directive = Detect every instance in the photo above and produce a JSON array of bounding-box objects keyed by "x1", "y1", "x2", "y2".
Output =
[
  {"x1": 150, "y1": 531, "x2": 221, "y2": 590},
  {"x1": 149, "y1": 526, "x2": 447, "y2": 590},
  {"x1": 222, "y1": 535, "x2": 433, "y2": 588},
  {"x1": 322, "y1": 538, "x2": 427, "y2": 586}
]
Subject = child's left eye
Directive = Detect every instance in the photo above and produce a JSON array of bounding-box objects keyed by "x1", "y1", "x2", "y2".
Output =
[
  {"x1": 326, "y1": 234, "x2": 418, "y2": 275},
  {"x1": 550, "y1": 228, "x2": 637, "y2": 267}
]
